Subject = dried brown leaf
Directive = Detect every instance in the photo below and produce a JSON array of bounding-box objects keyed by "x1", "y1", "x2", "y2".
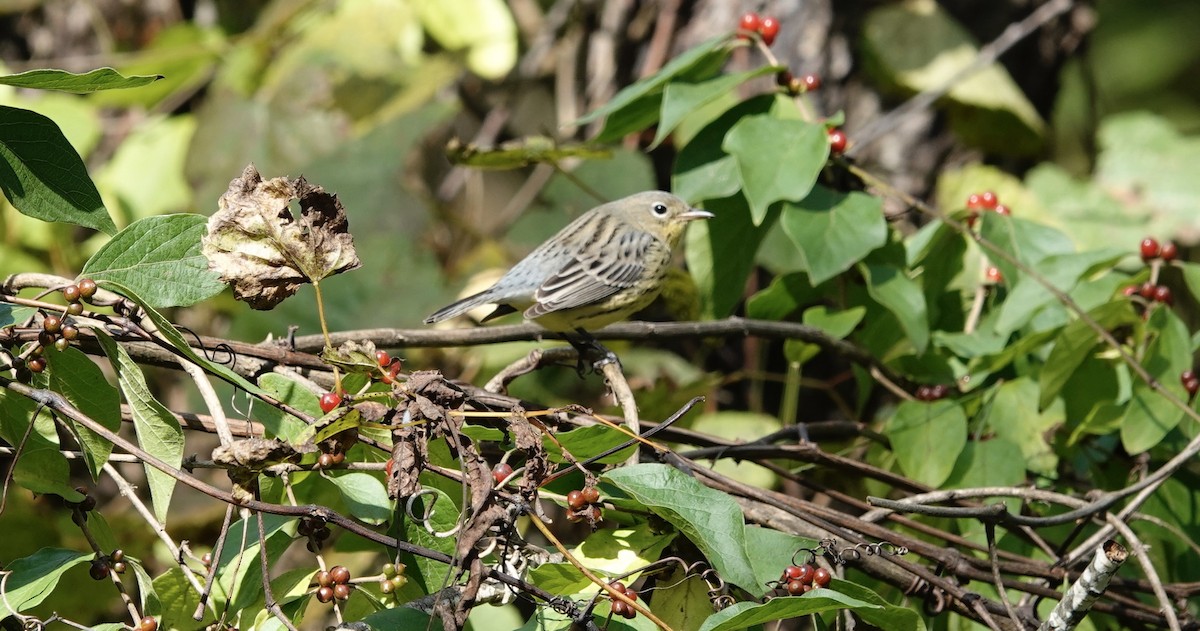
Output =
[{"x1": 201, "y1": 164, "x2": 361, "y2": 310}]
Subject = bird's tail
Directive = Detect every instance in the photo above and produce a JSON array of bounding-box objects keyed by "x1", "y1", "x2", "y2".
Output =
[{"x1": 423, "y1": 290, "x2": 494, "y2": 324}]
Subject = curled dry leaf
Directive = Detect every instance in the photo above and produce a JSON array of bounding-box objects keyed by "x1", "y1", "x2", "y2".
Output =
[
  {"x1": 212, "y1": 437, "x2": 299, "y2": 504},
  {"x1": 201, "y1": 164, "x2": 361, "y2": 310},
  {"x1": 321, "y1": 340, "x2": 381, "y2": 374}
]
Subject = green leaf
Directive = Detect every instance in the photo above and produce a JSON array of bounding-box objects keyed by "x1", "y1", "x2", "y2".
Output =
[
  {"x1": 652, "y1": 67, "x2": 781, "y2": 149},
  {"x1": 698, "y1": 586, "x2": 880, "y2": 631},
  {"x1": 803, "y1": 306, "x2": 866, "y2": 339},
  {"x1": 1121, "y1": 384, "x2": 1185, "y2": 454},
  {"x1": 1180, "y1": 262, "x2": 1200, "y2": 307},
  {"x1": 0, "y1": 105, "x2": 116, "y2": 234},
  {"x1": 744, "y1": 525, "x2": 818, "y2": 589},
  {"x1": 0, "y1": 390, "x2": 78, "y2": 499},
  {"x1": 81, "y1": 214, "x2": 224, "y2": 308},
  {"x1": 673, "y1": 95, "x2": 775, "y2": 205},
  {"x1": 0, "y1": 548, "x2": 91, "y2": 616},
  {"x1": 604, "y1": 463, "x2": 761, "y2": 594},
  {"x1": 986, "y1": 378, "x2": 1061, "y2": 477},
  {"x1": 154, "y1": 567, "x2": 212, "y2": 627},
  {"x1": 576, "y1": 36, "x2": 730, "y2": 128},
  {"x1": 861, "y1": 1, "x2": 1044, "y2": 155},
  {"x1": 831, "y1": 581, "x2": 927, "y2": 631},
  {"x1": 547, "y1": 424, "x2": 634, "y2": 464},
  {"x1": 691, "y1": 412, "x2": 781, "y2": 488},
  {"x1": 652, "y1": 565, "x2": 718, "y2": 631},
  {"x1": 415, "y1": 0, "x2": 517, "y2": 80},
  {"x1": 780, "y1": 188, "x2": 887, "y2": 284},
  {"x1": 255, "y1": 374, "x2": 318, "y2": 443},
  {"x1": 326, "y1": 472, "x2": 391, "y2": 525},
  {"x1": 945, "y1": 439, "x2": 1027, "y2": 495},
  {"x1": 746, "y1": 273, "x2": 819, "y2": 321},
  {"x1": 861, "y1": 263, "x2": 930, "y2": 354},
  {"x1": 1120, "y1": 308, "x2": 1191, "y2": 453},
  {"x1": 0, "y1": 67, "x2": 161, "y2": 92},
  {"x1": 94, "y1": 328, "x2": 184, "y2": 523},
  {"x1": 399, "y1": 486, "x2": 460, "y2": 592},
  {"x1": 215, "y1": 514, "x2": 294, "y2": 612},
  {"x1": 991, "y1": 244, "x2": 1126, "y2": 336},
  {"x1": 45, "y1": 347, "x2": 121, "y2": 479},
  {"x1": 1038, "y1": 300, "x2": 1138, "y2": 409},
  {"x1": 886, "y1": 400, "x2": 967, "y2": 487},
  {"x1": 686, "y1": 194, "x2": 777, "y2": 318},
  {"x1": 360, "y1": 606, "x2": 435, "y2": 629},
  {"x1": 722, "y1": 115, "x2": 829, "y2": 224},
  {"x1": 573, "y1": 525, "x2": 676, "y2": 589}
]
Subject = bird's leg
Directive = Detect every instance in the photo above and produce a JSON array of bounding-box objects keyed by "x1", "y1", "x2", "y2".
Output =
[{"x1": 566, "y1": 328, "x2": 620, "y2": 376}]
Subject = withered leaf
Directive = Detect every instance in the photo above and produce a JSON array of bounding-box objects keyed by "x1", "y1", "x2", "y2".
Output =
[{"x1": 201, "y1": 164, "x2": 361, "y2": 310}]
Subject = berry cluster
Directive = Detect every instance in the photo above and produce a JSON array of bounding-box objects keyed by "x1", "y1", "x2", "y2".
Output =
[
  {"x1": 491, "y1": 462, "x2": 515, "y2": 485},
  {"x1": 314, "y1": 565, "x2": 354, "y2": 604},
  {"x1": 375, "y1": 349, "x2": 403, "y2": 384},
  {"x1": 964, "y1": 191, "x2": 1011, "y2": 284},
  {"x1": 777, "y1": 563, "x2": 831, "y2": 595},
  {"x1": 775, "y1": 70, "x2": 822, "y2": 97},
  {"x1": 379, "y1": 562, "x2": 409, "y2": 596},
  {"x1": 964, "y1": 190, "x2": 1010, "y2": 227},
  {"x1": 298, "y1": 517, "x2": 333, "y2": 552},
  {"x1": 1139, "y1": 237, "x2": 1178, "y2": 263},
  {"x1": 914, "y1": 384, "x2": 949, "y2": 401},
  {"x1": 1182, "y1": 370, "x2": 1198, "y2": 400},
  {"x1": 738, "y1": 12, "x2": 781, "y2": 46},
  {"x1": 18, "y1": 282, "x2": 92, "y2": 375},
  {"x1": 608, "y1": 581, "x2": 640, "y2": 620},
  {"x1": 1124, "y1": 282, "x2": 1173, "y2": 305},
  {"x1": 566, "y1": 486, "x2": 602, "y2": 523}
]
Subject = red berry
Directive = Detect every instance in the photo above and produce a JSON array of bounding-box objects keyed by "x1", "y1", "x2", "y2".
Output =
[
  {"x1": 333, "y1": 583, "x2": 351, "y2": 601},
  {"x1": 827, "y1": 128, "x2": 847, "y2": 155},
  {"x1": 915, "y1": 385, "x2": 930, "y2": 401},
  {"x1": 783, "y1": 565, "x2": 804, "y2": 581},
  {"x1": 929, "y1": 384, "x2": 949, "y2": 400},
  {"x1": 316, "y1": 585, "x2": 334, "y2": 603},
  {"x1": 201, "y1": 552, "x2": 212, "y2": 566},
  {"x1": 43, "y1": 315, "x2": 62, "y2": 333},
  {"x1": 567, "y1": 490, "x2": 586, "y2": 510},
  {"x1": 1153, "y1": 285, "x2": 1173, "y2": 305},
  {"x1": 612, "y1": 600, "x2": 629, "y2": 617},
  {"x1": 27, "y1": 356, "x2": 46, "y2": 373},
  {"x1": 375, "y1": 350, "x2": 390, "y2": 367},
  {"x1": 985, "y1": 266, "x2": 1003, "y2": 283},
  {"x1": 492, "y1": 462, "x2": 514, "y2": 485},
  {"x1": 759, "y1": 16, "x2": 780, "y2": 45},
  {"x1": 786, "y1": 579, "x2": 805, "y2": 595},
  {"x1": 385, "y1": 459, "x2": 395, "y2": 478},
  {"x1": 1160, "y1": 241, "x2": 1178, "y2": 262},
  {"x1": 317, "y1": 453, "x2": 334, "y2": 469},
  {"x1": 1140, "y1": 237, "x2": 1161, "y2": 261},
  {"x1": 813, "y1": 567, "x2": 831, "y2": 587},
  {"x1": 329, "y1": 565, "x2": 351, "y2": 584},
  {"x1": 1122, "y1": 285, "x2": 1137, "y2": 297},
  {"x1": 795, "y1": 564, "x2": 815, "y2": 584},
  {"x1": 626, "y1": 589, "x2": 638, "y2": 602},
  {"x1": 1139, "y1": 282, "x2": 1156, "y2": 299},
  {"x1": 77, "y1": 278, "x2": 98, "y2": 299},
  {"x1": 776, "y1": 70, "x2": 793, "y2": 87},
  {"x1": 966, "y1": 193, "x2": 984, "y2": 210},
  {"x1": 138, "y1": 617, "x2": 158, "y2": 631},
  {"x1": 316, "y1": 570, "x2": 332, "y2": 587},
  {"x1": 993, "y1": 204, "x2": 1011, "y2": 216},
  {"x1": 801, "y1": 74, "x2": 821, "y2": 91},
  {"x1": 979, "y1": 191, "x2": 998, "y2": 209},
  {"x1": 610, "y1": 581, "x2": 627, "y2": 594},
  {"x1": 62, "y1": 285, "x2": 81, "y2": 302},
  {"x1": 581, "y1": 487, "x2": 601, "y2": 504},
  {"x1": 318, "y1": 391, "x2": 341, "y2": 413},
  {"x1": 1181, "y1": 370, "x2": 1198, "y2": 396},
  {"x1": 738, "y1": 12, "x2": 761, "y2": 35}
]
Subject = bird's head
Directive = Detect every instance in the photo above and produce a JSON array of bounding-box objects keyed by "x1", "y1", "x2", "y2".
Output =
[{"x1": 612, "y1": 191, "x2": 713, "y2": 244}]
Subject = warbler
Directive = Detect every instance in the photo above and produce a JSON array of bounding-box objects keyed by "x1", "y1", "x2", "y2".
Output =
[{"x1": 424, "y1": 191, "x2": 712, "y2": 334}]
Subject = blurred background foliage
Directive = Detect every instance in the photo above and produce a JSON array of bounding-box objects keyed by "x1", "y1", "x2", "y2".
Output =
[{"x1": 2, "y1": 0, "x2": 1200, "y2": 625}]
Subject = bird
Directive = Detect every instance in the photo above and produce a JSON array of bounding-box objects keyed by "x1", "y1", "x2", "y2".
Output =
[{"x1": 425, "y1": 190, "x2": 712, "y2": 361}]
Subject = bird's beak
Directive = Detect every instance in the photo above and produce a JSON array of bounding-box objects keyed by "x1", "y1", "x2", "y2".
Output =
[{"x1": 679, "y1": 208, "x2": 714, "y2": 221}]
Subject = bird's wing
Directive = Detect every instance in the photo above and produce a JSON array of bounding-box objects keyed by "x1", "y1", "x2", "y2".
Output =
[{"x1": 525, "y1": 229, "x2": 655, "y2": 317}]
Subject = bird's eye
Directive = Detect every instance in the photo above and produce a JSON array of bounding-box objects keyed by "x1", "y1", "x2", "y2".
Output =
[{"x1": 651, "y1": 203, "x2": 669, "y2": 217}]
